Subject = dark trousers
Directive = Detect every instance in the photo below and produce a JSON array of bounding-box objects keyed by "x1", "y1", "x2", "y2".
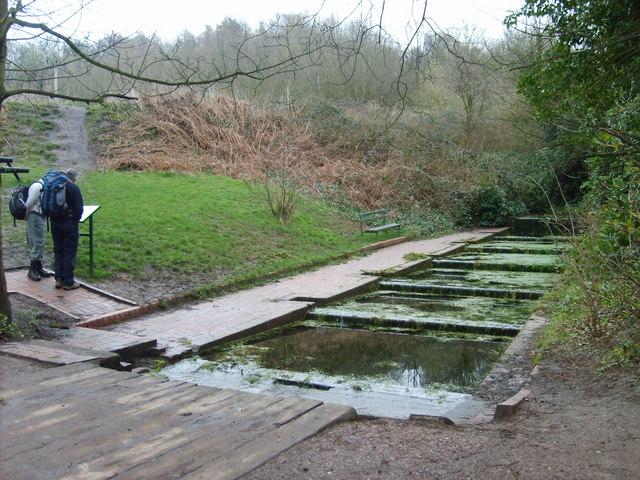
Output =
[{"x1": 51, "y1": 218, "x2": 79, "y2": 286}]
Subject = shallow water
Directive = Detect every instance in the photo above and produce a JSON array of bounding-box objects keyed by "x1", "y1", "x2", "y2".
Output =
[
  {"x1": 396, "y1": 268, "x2": 558, "y2": 293},
  {"x1": 432, "y1": 251, "x2": 562, "y2": 272},
  {"x1": 309, "y1": 293, "x2": 535, "y2": 334},
  {"x1": 201, "y1": 326, "x2": 506, "y2": 391},
  {"x1": 465, "y1": 240, "x2": 570, "y2": 255},
  {"x1": 161, "y1": 325, "x2": 507, "y2": 418}
]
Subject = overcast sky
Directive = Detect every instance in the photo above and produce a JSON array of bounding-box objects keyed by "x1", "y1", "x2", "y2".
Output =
[{"x1": 38, "y1": 0, "x2": 524, "y2": 43}]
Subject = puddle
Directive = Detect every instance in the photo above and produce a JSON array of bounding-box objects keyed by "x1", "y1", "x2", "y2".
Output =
[{"x1": 161, "y1": 233, "x2": 566, "y2": 419}]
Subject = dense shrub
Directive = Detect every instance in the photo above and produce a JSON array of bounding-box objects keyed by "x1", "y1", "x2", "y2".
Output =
[
  {"x1": 396, "y1": 206, "x2": 455, "y2": 237},
  {"x1": 95, "y1": 96, "x2": 558, "y2": 230},
  {"x1": 453, "y1": 184, "x2": 526, "y2": 227}
]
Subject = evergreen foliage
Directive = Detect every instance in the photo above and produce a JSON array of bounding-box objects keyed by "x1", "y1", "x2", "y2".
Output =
[{"x1": 509, "y1": 0, "x2": 640, "y2": 364}]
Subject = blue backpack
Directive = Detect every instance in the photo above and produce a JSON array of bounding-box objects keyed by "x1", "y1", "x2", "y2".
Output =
[{"x1": 40, "y1": 170, "x2": 71, "y2": 218}]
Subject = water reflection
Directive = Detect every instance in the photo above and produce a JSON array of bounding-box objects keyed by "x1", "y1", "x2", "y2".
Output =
[{"x1": 202, "y1": 326, "x2": 504, "y2": 392}]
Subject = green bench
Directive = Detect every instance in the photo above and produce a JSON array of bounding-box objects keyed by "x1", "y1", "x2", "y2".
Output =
[{"x1": 359, "y1": 209, "x2": 401, "y2": 235}]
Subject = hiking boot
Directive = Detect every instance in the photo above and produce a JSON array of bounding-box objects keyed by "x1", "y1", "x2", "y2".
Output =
[
  {"x1": 55, "y1": 279, "x2": 64, "y2": 289},
  {"x1": 36, "y1": 260, "x2": 53, "y2": 278},
  {"x1": 62, "y1": 281, "x2": 81, "y2": 291},
  {"x1": 27, "y1": 262, "x2": 41, "y2": 281}
]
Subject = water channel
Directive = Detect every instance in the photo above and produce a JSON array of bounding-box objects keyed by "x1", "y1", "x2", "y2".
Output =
[{"x1": 162, "y1": 233, "x2": 566, "y2": 419}]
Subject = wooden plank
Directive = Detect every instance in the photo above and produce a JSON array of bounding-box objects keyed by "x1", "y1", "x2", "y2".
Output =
[
  {"x1": 184, "y1": 402, "x2": 357, "y2": 480},
  {"x1": 2, "y1": 381, "x2": 219, "y2": 456},
  {"x1": 104, "y1": 396, "x2": 322, "y2": 479},
  {"x1": 1, "y1": 364, "x2": 357, "y2": 480},
  {"x1": 365, "y1": 222, "x2": 400, "y2": 233},
  {"x1": 494, "y1": 389, "x2": 532, "y2": 419},
  {"x1": 1, "y1": 385, "x2": 250, "y2": 480},
  {"x1": 0, "y1": 363, "x2": 120, "y2": 401},
  {"x1": 3, "y1": 381, "x2": 201, "y2": 448},
  {"x1": 59, "y1": 393, "x2": 289, "y2": 479}
]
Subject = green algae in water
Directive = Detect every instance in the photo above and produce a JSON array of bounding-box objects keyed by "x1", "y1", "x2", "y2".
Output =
[
  {"x1": 314, "y1": 293, "x2": 536, "y2": 326},
  {"x1": 200, "y1": 326, "x2": 506, "y2": 392},
  {"x1": 162, "y1": 233, "x2": 565, "y2": 418},
  {"x1": 432, "y1": 251, "x2": 562, "y2": 272},
  {"x1": 401, "y1": 269, "x2": 558, "y2": 292},
  {"x1": 465, "y1": 240, "x2": 571, "y2": 255}
]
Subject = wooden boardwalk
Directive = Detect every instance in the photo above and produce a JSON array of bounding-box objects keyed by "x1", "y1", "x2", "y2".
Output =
[{"x1": 0, "y1": 362, "x2": 355, "y2": 480}]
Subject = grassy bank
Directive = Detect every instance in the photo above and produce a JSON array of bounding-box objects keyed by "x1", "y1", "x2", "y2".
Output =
[{"x1": 3, "y1": 169, "x2": 398, "y2": 290}]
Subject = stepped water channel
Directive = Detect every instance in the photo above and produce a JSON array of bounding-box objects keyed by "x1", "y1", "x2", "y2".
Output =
[{"x1": 162, "y1": 234, "x2": 567, "y2": 419}]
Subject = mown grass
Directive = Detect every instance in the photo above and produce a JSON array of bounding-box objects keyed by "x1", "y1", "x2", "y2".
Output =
[{"x1": 4, "y1": 169, "x2": 399, "y2": 292}]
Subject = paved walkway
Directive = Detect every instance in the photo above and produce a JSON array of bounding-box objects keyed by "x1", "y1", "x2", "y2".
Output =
[
  {"x1": 102, "y1": 230, "x2": 502, "y2": 359},
  {"x1": 3, "y1": 230, "x2": 503, "y2": 362}
]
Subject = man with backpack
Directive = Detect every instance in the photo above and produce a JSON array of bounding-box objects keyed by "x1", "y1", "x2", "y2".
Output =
[
  {"x1": 48, "y1": 168, "x2": 84, "y2": 290},
  {"x1": 24, "y1": 178, "x2": 53, "y2": 281}
]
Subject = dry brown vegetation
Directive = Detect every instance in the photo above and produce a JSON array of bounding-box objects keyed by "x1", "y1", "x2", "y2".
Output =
[{"x1": 98, "y1": 95, "x2": 490, "y2": 211}]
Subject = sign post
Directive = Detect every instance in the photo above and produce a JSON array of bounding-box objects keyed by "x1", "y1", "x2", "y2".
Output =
[{"x1": 80, "y1": 205, "x2": 100, "y2": 274}]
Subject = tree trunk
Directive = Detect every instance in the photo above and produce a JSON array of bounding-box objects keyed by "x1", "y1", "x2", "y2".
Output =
[
  {"x1": 0, "y1": 0, "x2": 13, "y2": 322},
  {"x1": 0, "y1": 173, "x2": 12, "y2": 322}
]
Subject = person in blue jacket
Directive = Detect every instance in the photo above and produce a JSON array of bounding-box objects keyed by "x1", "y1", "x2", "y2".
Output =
[{"x1": 51, "y1": 168, "x2": 84, "y2": 290}]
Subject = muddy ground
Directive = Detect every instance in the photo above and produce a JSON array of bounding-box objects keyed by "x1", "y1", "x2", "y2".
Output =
[
  {"x1": 244, "y1": 350, "x2": 640, "y2": 480},
  {"x1": 3, "y1": 106, "x2": 640, "y2": 479}
]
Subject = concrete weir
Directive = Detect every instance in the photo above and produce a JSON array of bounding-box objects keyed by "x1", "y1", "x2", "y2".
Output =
[
  {"x1": 2, "y1": 229, "x2": 514, "y2": 479},
  {"x1": 161, "y1": 229, "x2": 566, "y2": 421}
]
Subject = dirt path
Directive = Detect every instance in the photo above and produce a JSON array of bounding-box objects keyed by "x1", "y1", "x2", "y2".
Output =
[
  {"x1": 48, "y1": 104, "x2": 96, "y2": 172},
  {"x1": 3, "y1": 105, "x2": 95, "y2": 272}
]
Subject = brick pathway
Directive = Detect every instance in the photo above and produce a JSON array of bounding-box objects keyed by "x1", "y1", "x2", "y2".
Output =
[
  {"x1": 106, "y1": 229, "x2": 505, "y2": 359},
  {"x1": 6, "y1": 268, "x2": 136, "y2": 321},
  {"x1": 5, "y1": 229, "x2": 505, "y2": 361}
]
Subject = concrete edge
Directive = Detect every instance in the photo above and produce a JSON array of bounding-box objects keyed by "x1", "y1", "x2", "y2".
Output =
[
  {"x1": 361, "y1": 236, "x2": 409, "y2": 251},
  {"x1": 453, "y1": 314, "x2": 549, "y2": 425},
  {"x1": 291, "y1": 277, "x2": 380, "y2": 306}
]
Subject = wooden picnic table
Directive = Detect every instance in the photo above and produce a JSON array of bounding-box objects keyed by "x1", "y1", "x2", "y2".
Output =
[
  {"x1": 0, "y1": 164, "x2": 30, "y2": 182},
  {"x1": 1, "y1": 155, "x2": 29, "y2": 181}
]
